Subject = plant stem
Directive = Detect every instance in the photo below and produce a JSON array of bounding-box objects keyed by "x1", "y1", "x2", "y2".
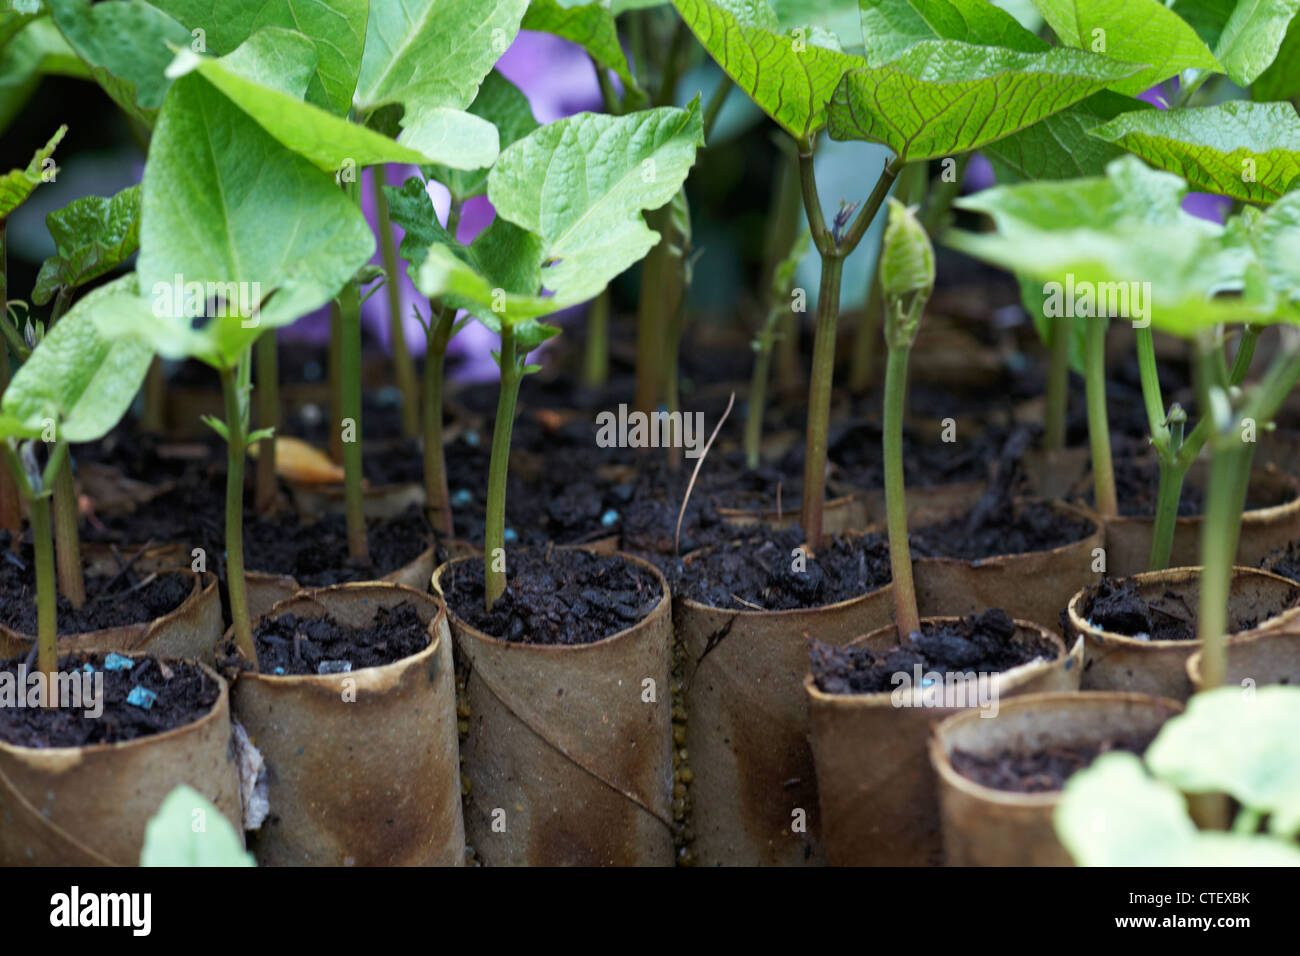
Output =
[
  {"x1": 702, "y1": 76, "x2": 732, "y2": 138},
  {"x1": 656, "y1": 18, "x2": 688, "y2": 106},
  {"x1": 423, "y1": 305, "x2": 455, "y2": 537},
  {"x1": 338, "y1": 278, "x2": 368, "y2": 561},
  {"x1": 592, "y1": 55, "x2": 623, "y2": 114},
  {"x1": 373, "y1": 167, "x2": 420, "y2": 438},
  {"x1": 766, "y1": 146, "x2": 803, "y2": 392},
  {"x1": 884, "y1": 342, "x2": 920, "y2": 636},
  {"x1": 745, "y1": 336, "x2": 772, "y2": 470},
  {"x1": 665, "y1": 273, "x2": 686, "y2": 469},
  {"x1": 328, "y1": 301, "x2": 343, "y2": 463},
  {"x1": 0, "y1": 357, "x2": 19, "y2": 548},
  {"x1": 1043, "y1": 314, "x2": 1070, "y2": 451},
  {"x1": 219, "y1": 365, "x2": 256, "y2": 665},
  {"x1": 583, "y1": 289, "x2": 610, "y2": 387},
  {"x1": 51, "y1": 447, "x2": 84, "y2": 609},
  {"x1": 254, "y1": 330, "x2": 279, "y2": 514},
  {"x1": 920, "y1": 154, "x2": 970, "y2": 235},
  {"x1": 141, "y1": 356, "x2": 166, "y2": 432},
  {"x1": 634, "y1": 206, "x2": 668, "y2": 416},
  {"x1": 1085, "y1": 317, "x2": 1117, "y2": 517},
  {"x1": 796, "y1": 145, "x2": 900, "y2": 545},
  {"x1": 485, "y1": 326, "x2": 522, "y2": 608},
  {"x1": 849, "y1": 269, "x2": 882, "y2": 394},
  {"x1": 1196, "y1": 437, "x2": 1253, "y2": 690},
  {"x1": 29, "y1": 492, "x2": 57, "y2": 703}
]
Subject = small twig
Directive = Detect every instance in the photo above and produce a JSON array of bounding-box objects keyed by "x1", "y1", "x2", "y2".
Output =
[
  {"x1": 125, "y1": 572, "x2": 158, "y2": 594},
  {"x1": 776, "y1": 480, "x2": 783, "y2": 522},
  {"x1": 675, "y1": 392, "x2": 735, "y2": 557},
  {"x1": 731, "y1": 593, "x2": 764, "y2": 611}
]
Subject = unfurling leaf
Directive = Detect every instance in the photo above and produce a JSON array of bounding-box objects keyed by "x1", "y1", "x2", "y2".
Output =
[{"x1": 33, "y1": 184, "x2": 141, "y2": 305}]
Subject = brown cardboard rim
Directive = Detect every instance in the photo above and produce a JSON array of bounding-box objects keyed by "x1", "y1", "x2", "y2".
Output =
[
  {"x1": 717, "y1": 492, "x2": 859, "y2": 529},
  {"x1": 0, "y1": 657, "x2": 233, "y2": 866},
  {"x1": 912, "y1": 497, "x2": 1102, "y2": 571},
  {"x1": 0, "y1": 568, "x2": 218, "y2": 656},
  {"x1": 803, "y1": 617, "x2": 1076, "y2": 712},
  {"x1": 1099, "y1": 463, "x2": 1300, "y2": 535},
  {"x1": 432, "y1": 548, "x2": 671, "y2": 655},
  {"x1": 225, "y1": 580, "x2": 444, "y2": 682},
  {"x1": 1186, "y1": 625, "x2": 1300, "y2": 691},
  {"x1": 1066, "y1": 565, "x2": 1300, "y2": 650},
  {"x1": 928, "y1": 690, "x2": 1185, "y2": 811}
]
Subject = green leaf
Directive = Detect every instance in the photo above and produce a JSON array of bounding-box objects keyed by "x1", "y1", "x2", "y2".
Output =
[
  {"x1": 147, "y1": 0, "x2": 368, "y2": 114},
  {"x1": 1248, "y1": 189, "x2": 1300, "y2": 308},
  {"x1": 0, "y1": 5, "x2": 42, "y2": 50},
  {"x1": 827, "y1": 40, "x2": 1140, "y2": 161},
  {"x1": 1, "y1": 275, "x2": 153, "y2": 444},
  {"x1": 1055, "y1": 751, "x2": 1300, "y2": 865},
  {"x1": 1172, "y1": 0, "x2": 1300, "y2": 87},
  {"x1": 773, "y1": 0, "x2": 861, "y2": 48},
  {"x1": 1031, "y1": 0, "x2": 1222, "y2": 97},
  {"x1": 385, "y1": 177, "x2": 461, "y2": 279},
  {"x1": 0, "y1": 124, "x2": 64, "y2": 220},
  {"x1": 32, "y1": 184, "x2": 142, "y2": 305},
  {"x1": 169, "y1": 30, "x2": 500, "y2": 171},
  {"x1": 1146, "y1": 686, "x2": 1300, "y2": 837},
  {"x1": 523, "y1": 0, "x2": 640, "y2": 94},
  {"x1": 859, "y1": 0, "x2": 1047, "y2": 64},
  {"x1": 423, "y1": 71, "x2": 539, "y2": 203},
  {"x1": 982, "y1": 90, "x2": 1153, "y2": 181},
  {"x1": 1090, "y1": 101, "x2": 1300, "y2": 204},
  {"x1": 140, "y1": 785, "x2": 255, "y2": 866},
  {"x1": 47, "y1": 0, "x2": 193, "y2": 127},
  {"x1": 487, "y1": 100, "x2": 705, "y2": 301},
  {"x1": 671, "y1": 0, "x2": 863, "y2": 140},
  {"x1": 0, "y1": 20, "x2": 87, "y2": 135},
  {"x1": 353, "y1": 0, "x2": 528, "y2": 115},
  {"x1": 415, "y1": 244, "x2": 563, "y2": 346},
  {"x1": 117, "y1": 73, "x2": 373, "y2": 368},
  {"x1": 1253, "y1": 12, "x2": 1300, "y2": 100}
]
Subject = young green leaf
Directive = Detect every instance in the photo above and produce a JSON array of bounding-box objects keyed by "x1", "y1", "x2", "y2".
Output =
[
  {"x1": 1253, "y1": 12, "x2": 1300, "y2": 101},
  {"x1": 124, "y1": 73, "x2": 374, "y2": 368},
  {"x1": 0, "y1": 3, "x2": 42, "y2": 51},
  {"x1": 1171, "y1": 0, "x2": 1300, "y2": 87},
  {"x1": 1145, "y1": 686, "x2": 1300, "y2": 837},
  {"x1": 827, "y1": 40, "x2": 1140, "y2": 161},
  {"x1": 859, "y1": 0, "x2": 1047, "y2": 64},
  {"x1": 1090, "y1": 100, "x2": 1300, "y2": 204},
  {"x1": 982, "y1": 90, "x2": 1153, "y2": 181},
  {"x1": 47, "y1": 0, "x2": 193, "y2": 127},
  {"x1": 1, "y1": 275, "x2": 153, "y2": 443},
  {"x1": 169, "y1": 30, "x2": 499, "y2": 171},
  {"x1": 148, "y1": 0, "x2": 368, "y2": 114},
  {"x1": 353, "y1": 0, "x2": 527, "y2": 115},
  {"x1": 0, "y1": 124, "x2": 64, "y2": 220},
  {"x1": 0, "y1": 21, "x2": 87, "y2": 136},
  {"x1": 416, "y1": 244, "x2": 562, "y2": 346},
  {"x1": 140, "y1": 785, "x2": 255, "y2": 867},
  {"x1": 422, "y1": 72, "x2": 539, "y2": 203},
  {"x1": 523, "y1": 0, "x2": 640, "y2": 95},
  {"x1": 671, "y1": 0, "x2": 862, "y2": 140},
  {"x1": 1031, "y1": 0, "x2": 1221, "y2": 97},
  {"x1": 1055, "y1": 751, "x2": 1300, "y2": 865},
  {"x1": 32, "y1": 184, "x2": 141, "y2": 305},
  {"x1": 487, "y1": 100, "x2": 705, "y2": 301}
]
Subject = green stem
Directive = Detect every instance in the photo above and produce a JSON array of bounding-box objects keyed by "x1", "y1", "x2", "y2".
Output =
[
  {"x1": 849, "y1": 269, "x2": 882, "y2": 394},
  {"x1": 702, "y1": 77, "x2": 732, "y2": 139},
  {"x1": 1148, "y1": 461, "x2": 1187, "y2": 572},
  {"x1": 1197, "y1": 438, "x2": 1253, "y2": 690},
  {"x1": 920, "y1": 154, "x2": 970, "y2": 235},
  {"x1": 328, "y1": 301, "x2": 343, "y2": 463},
  {"x1": 141, "y1": 356, "x2": 166, "y2": 433},
  {"x1": 583, "y1": 289, "x2": 610, "y2": 387},
  {"x1": 485, "y1": 327, "x2": 522, "y2": 608},
  {"x1": 634, "y1": 206, "x2": 668, "y2": 416},
  {"x1": 338, "y1": 278, "x2": 368, "y2": 561},
  {"x1": 1043, "y1": 314, "x2": 1070, "y2": 451},
  {"x1": 745, "y1": 338, "x2": 772, "y2": 471},
  {"x1": 766, "y1": 147, "x2": 803, "y2": 392},
  {"x1": 655, "y1": 18, "x2": 688, "y2": 106},
  {"x1": 1085, "y1": 318, "x2": 1117, "y2": 517},
  {"x1": 51, "y1": 447, "x2": 84, "y2": 609},
  {"x1": 254, "y1": 331, "x2": 278, "y2": 514},
  {"x1": 592, "y1": 55, "x2": 623, "y2": 114},
  {"x1": 373, "y1": 167, "x2": 420, "y2": 438},
  {"x1": 884, "y1": 343, "x2": 920, "y2": 636},
  {"x1": 424, "y1": 306, "x2": 455, "y2": 537},
  {"x1": 30, "y1": 492, "x2": 57, "y2": 701},
  {"x1": 664, "y1": 276, "x2": 685, "y2": 470},
  {"x1": 220, "y1": 366, "x2": 256, "y2": 665}
]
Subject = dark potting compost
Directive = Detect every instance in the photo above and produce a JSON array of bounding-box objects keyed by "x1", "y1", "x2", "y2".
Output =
[
  {"x1": 950, "y1": 731, "x2": 1158, "y2": 793},
  {"x1": 1079, "y1": 456, "x2": 1286, "y2": 517},
  {"x1": 911, "y1": 498, "x2": 1093, "y2": 561},
  {"x1": 443, "y1": 549, "x2": 661, "y2": 645},
  {"x1": 809, "y1": 609, "x2": 1058, "y2": 695},
  {"x1": 0, "y1": 533, "x2": 191, "y2": 635},
  {"x1": 667, "y1": 526, "x2": 891, "y2": 610},
  {"x1": 0, "y1": 653, "x2": 218, "y2": 748},
  {"x1": 1261, "y1": 541, "x2": 1300, "y2": 585},
  {"x1": 248, "y1": 601, "x2": 430, "y2": 675},
  {"x1": 244, "y1": 506, "x2": 433, "y2": 586}
]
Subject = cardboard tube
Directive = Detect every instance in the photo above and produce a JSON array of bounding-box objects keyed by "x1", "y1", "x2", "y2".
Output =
[
  {"x1": 1187, "y1": 624, "x2": 1300, "y2": 692},
  {"x1": 433, "y1": 551, "x2": 674, "y2": 866},
  {"x1": 1067, "y1": 566, "x2": 1300, "y2": 700},
  {"x1": 0, "y1": 659, "x2": 240, "y2": 865},
  {"x1": 806, "y1": 619, "x2": 1081, "y2": 865},
  {"x1": 931, "y1": 691, "x2": 1182, "y2": 866},
  {"x1": 230, "y1": 583, "x2": 463, "y2": 866}
]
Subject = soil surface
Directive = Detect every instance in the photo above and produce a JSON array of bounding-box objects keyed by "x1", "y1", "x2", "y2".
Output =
[
  {"x1": 443, "y1": 548, "x2": 662, "y2": 645},
  {"x1": 244, "y1": 506, "x2": 434, "y2": 586},
  {"x1": 0, "y1": 533, "x2": 193, "y2": 635},
  {"x1": 666, "y1": 526, "x2": 891, "y2": 611},
  {"x1": 950, "y1": 731, "x2": 1158, "y2": 793},
  {"x1": 1078, "y1": 456, "x2": 1288, "y2": 517},
  {"x1": 810, "y1": 609, "x2": 1058, "y2": 694},
  {"x1": 1079, "y1": 576, "x2": 1299, "y2": 641},
  {"x1": 0, "y1": 653, "x2": 219, "y2": 748},
  {"x1": 1262, "y1": 542, "x2": 1300, "y2": 584},
  {"x1": 249, "y1": 602, "x2": 430, "y2": 675}
]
